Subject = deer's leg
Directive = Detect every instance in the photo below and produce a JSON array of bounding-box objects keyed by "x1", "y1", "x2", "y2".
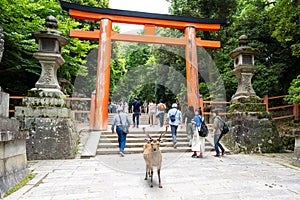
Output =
[
  {"x1": 150, "y1": 168, "x2": 153, "y2": 187},
  {"x1": 144, "y1": 169, "x2": 147, "y2": 180},
  {"x1": 144, "y1": 164, "x2": 148, "y2": 180},
  {"x1": 158, "y1": 168, "x2": 162, "y2": 188}
]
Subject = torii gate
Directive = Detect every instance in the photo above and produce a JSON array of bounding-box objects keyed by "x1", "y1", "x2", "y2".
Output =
[{"x1": 60, "y1": 1, "x2": 227, "y2": 130}]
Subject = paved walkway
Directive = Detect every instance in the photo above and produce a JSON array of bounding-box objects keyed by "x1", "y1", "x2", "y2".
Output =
[{"x1": 4, "y1": 152, "x2": 300, "y2": 200}]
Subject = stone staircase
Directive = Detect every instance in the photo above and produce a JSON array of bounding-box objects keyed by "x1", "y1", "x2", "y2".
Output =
[
  {"x1": 96, "y1": 126, "x2": 214, "y2": 155},
  {"x1": 107, "y1": 113, "x2": 150, "y2": 125},
  {"x1": 80, "y1": 113, "x2": 218, "y2": 157}
]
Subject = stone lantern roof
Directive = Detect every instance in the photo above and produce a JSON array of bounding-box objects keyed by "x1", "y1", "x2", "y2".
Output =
[
  {"x1": 33, "y1": 16, "x2": 69, "y2": 50},
  {"x1": 229, "y1": 35, "x2": 258, "y2": 59}
]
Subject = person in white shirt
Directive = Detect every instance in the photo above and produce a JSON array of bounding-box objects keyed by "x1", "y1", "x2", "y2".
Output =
[
  {"x1": 148, "y1": 99, "x2": 157, "y2": 126},
  {"x1": 167, "y1": 103, "x2": 182, "y2": 149}
]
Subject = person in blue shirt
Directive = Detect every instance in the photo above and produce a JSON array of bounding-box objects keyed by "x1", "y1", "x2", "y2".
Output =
[
  {"x1": 167, "y1": 103, "x2": 182, "y2": 149},
  {"x1": 191, "y1": 108, "x2": 205, "y2": 158}
]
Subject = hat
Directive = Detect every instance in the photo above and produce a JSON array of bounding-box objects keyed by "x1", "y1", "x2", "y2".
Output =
[{"x1": 172, "y1": 103, "x2": 177, "y2": 108}]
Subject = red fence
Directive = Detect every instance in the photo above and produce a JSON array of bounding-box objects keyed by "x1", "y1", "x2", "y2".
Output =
[{"x1": 262, "y1": 95, "x2": 299, "y2": 120}]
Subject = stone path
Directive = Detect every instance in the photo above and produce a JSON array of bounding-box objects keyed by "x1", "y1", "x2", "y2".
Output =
[{"x1": 4, "y1": 152, "x2": 300, "y2": 200}]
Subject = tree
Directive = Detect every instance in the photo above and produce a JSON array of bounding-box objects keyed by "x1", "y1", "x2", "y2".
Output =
[
  {"x1": 0, "y1": 0, "x2": 106, "y2": 95},
  {"x1": 269, "y1": 0, "x2": 300, "y2": 58},
  {"x1": 168, "y1": 0, "x2": 300, "y2": 101},
  {"x1": 285, "y1": 75, "x2": 300, "y2": 104}
]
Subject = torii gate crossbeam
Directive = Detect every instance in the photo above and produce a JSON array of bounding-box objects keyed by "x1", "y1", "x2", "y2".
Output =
[{"x1": 60, "y1": 1, "x2": 227, "y2": 130}]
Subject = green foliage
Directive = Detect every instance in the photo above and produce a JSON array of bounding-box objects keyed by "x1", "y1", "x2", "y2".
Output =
[
  {"x1": 285, "y1": 74, "x2": 300, "y2": 104},
  {"x1": 0, "y1": 0, "x2": 299, "y2": 107},
  {"x1": 0, "y1": 0, "x2": 104, "y2": 95},
  {"x1": 269, "y1": 0, "x2": 300, "y2": 58}
]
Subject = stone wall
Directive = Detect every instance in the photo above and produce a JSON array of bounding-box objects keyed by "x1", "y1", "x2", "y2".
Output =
[
  {"x1": 0, "y1": 117, "x2": 29, "y2": 198},
  {"x1": 223, "y1": 112, "x2": 282, "y2": 153}
]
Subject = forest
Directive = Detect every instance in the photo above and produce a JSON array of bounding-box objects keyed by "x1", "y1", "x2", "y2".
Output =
[{"x1": 0, "y1": 0, "x2": 299, "y2": 106}]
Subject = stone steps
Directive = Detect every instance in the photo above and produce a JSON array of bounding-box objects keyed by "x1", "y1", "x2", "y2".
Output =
[
  {"x1": 107, "y1": 113, "x2": 165, "y2": 125},
  {"x1": 96, "y1": 128, "x2": 214, "y2": 155}
]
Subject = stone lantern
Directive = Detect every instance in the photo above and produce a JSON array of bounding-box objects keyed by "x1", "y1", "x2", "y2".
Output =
[
  {"x1": 0, "y1": 26, "x2": 4, "y2": 62},
  {"x1": 230, "y1": 35, "x2": 259, "y2": 103},
  {"x1": 224, "y1": 35, "x2": 280, "y2": 154},
  {"x1": 32, "y1": 15, "x2": 69, "y2": 97},
  {"x1": 15, "y1": 16, "x2": 78, "y2": 160}
]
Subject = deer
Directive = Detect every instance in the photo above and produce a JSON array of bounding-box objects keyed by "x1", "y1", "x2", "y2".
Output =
[{"x1": 142, "y1": 126, "x2": 168, "y2": 188}]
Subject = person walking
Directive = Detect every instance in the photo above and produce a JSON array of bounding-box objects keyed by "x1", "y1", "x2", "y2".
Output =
[
  {"x1": 148, "y1": 99, "x2": 157, "y2": 126},
  {"x1": 131, "y1": 97, "x2": 141, "y2": 128},
  {"x1": 123, "y1": 102, "x2": 129, "y2": 113},
  {"x1": 167, "y1": 103, "x2": 182, "y2": 148},
  {"x1": 191, "y1": 108, "x2": 205, "y2": 158},
  {"x1": 143, "y1": 101, "x2": 148, "y2": 114},
  {"x1": 184, "y1": 105, "x2": 195, "y2": 147},
  {"x1": 156, "y1": 99, "x2": 166, "y2": 127},
  {"x1": 111, "y1": 107, "x2": 131, "y2": 157},
  {"x1": 212, "y1": 110, "x2": 225, "y2": 157}
]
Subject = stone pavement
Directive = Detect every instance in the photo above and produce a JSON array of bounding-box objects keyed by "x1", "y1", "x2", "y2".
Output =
[{"x1": 4, "y1": 152, "x2": 300, "y2": 200}]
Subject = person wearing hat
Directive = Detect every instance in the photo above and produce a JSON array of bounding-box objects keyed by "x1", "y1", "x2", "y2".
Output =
[
  {"x1": 167, "y1": 103, "x2": 182, "y2": 148},
  {"x1": 111, "y1": 107, "x2": 131, "y2": 157}
]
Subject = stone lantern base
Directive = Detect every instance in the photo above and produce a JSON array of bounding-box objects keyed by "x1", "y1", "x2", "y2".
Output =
[
  {"x1": 225, "y1": 99, "x2": 284, "y2": 153},
  {"x1": 223, "y1": 108, "x2": 282, "y2": 153},
  {"x1": 15, "y1": 89, "x2": 78, "y2": 160}
]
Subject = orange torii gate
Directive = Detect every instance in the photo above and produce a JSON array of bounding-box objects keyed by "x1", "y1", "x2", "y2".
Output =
[{"x1": 60, "y1": 1, "x2": 227, "y2": 130}]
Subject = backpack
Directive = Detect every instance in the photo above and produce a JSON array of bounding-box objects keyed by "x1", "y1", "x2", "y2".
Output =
[
  {"x1": 159, "y1": 103, "x2": 165, "y2": 111},
  {"x1": 170, "y1": 110, "x2": 177, "y2": 122},
  {"x1": 197, "y1": 116, "x2": 208, "y2": 137},
  {"x1": 218, "y1": 116, "x2": 229, "y2": 135}
]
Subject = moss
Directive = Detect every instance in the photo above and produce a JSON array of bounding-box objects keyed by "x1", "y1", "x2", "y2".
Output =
[
  {"x1": 4, "y1": 173, "x2": 36, "y2": 197},
  {"x1": 229, "y1": 102, "x2": 266, "y2": 113},
  {"x1": 280, "y1": 135, "x2": 295, "y2": 151}
]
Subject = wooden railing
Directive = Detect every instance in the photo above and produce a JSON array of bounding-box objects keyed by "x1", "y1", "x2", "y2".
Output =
[
  {"x1": 262, "y1": 95, "x2": 299, "y2": 120},
  {"x1": 199, "y1": 97, "x2": 230, "y2": 117}
]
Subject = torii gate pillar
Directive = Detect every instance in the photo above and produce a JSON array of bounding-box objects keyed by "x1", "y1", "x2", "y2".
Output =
[
  {"x1": 185, "y1": 26, "x2": 199, "y2": 110},
  {"x1": 94, "y1": 18, "x2": 112, "y2": 130}
]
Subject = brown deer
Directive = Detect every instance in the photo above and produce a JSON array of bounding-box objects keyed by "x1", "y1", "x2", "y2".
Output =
[{"x1": 143, "y1": 126, "x2": 168, "y2": 188}]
